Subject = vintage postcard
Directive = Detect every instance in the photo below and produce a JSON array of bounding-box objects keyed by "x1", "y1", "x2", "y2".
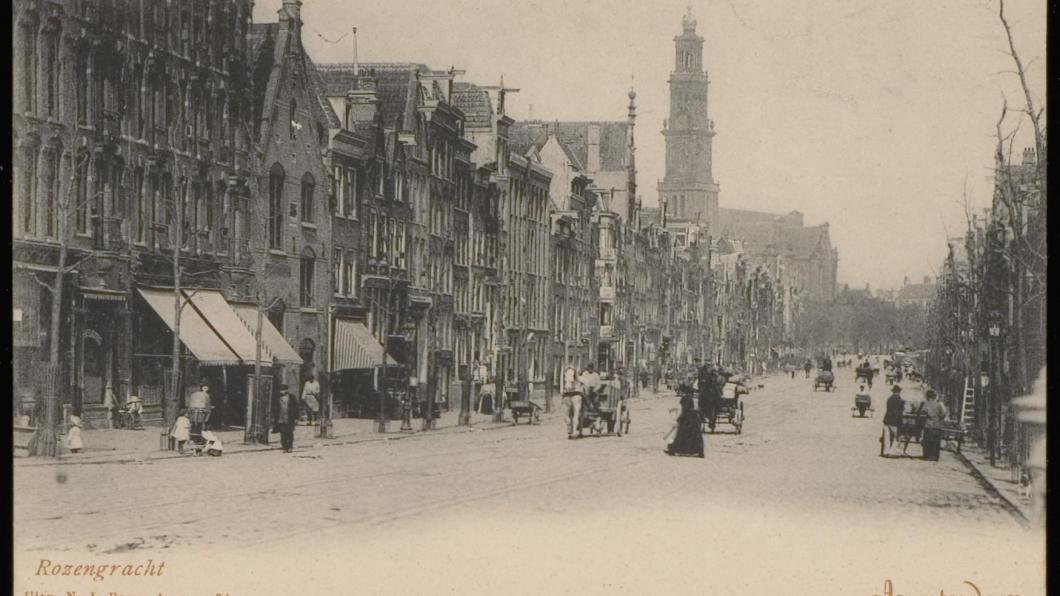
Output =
[{"x1": 11, "y1": 0, "x2": 1047, "y2": 594}]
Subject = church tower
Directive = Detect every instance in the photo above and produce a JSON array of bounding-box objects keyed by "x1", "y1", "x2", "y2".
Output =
[{"x1": 658, "y1": 8, "x2": 719, "y2": 228}]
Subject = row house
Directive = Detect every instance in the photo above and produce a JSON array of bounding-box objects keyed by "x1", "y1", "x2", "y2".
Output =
[
  {"x1": 247, "y1": 1, "x2": 334, "y2": 426},
  {"x1": 10, "y1": 0, "x2": 296, "y2": 433},
  {"x1": 539, "y1": 138, "x2": 599, "y2": 399},
  {"x1": 509, "y1": 92, "x2": 639, "y2": 381},
  {"x1": 449, "y1": 80, "x2": 510, "y2": 398},
  {"x1": 313, "y1": 62, "x2": 413, "y2": 419},
  {"x1": 503, "y1": 154, "x2": 553, "y2": 402},
  {"x1": 316, "y1": 61, "x2": 467, "y2": 415}
]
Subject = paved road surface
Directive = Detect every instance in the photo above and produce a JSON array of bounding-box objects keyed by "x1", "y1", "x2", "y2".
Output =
[{"x1": 14, "y1": 372, "x2": 1044, "y2": 595}]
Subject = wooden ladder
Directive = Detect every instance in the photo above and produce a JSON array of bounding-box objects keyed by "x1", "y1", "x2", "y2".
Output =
[{"x1": 959, "y1": 377, "x2": 975, "y2": 428}]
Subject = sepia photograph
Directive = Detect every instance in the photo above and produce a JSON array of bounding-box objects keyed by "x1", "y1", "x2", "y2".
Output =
[{"x1": 10, "y1": 0, "x2": 1048, "y2": 594}]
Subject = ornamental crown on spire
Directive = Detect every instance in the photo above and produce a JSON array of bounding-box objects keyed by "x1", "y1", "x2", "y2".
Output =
[{"x1": 682, "y1": 6, "x2": 697, "y2": 31}]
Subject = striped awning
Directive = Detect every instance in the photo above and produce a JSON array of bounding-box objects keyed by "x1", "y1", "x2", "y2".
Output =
[
  {"x1": 137, "y1": 288, "x2": 301, "y2": 366},
  {"x1": 333, "y1": 319, "x2": 398, "y2": 371},
  {"x1": 230, "y1": 303, "x2": 304, "y2": 365},
  {"x1": 138, "y1": 288, "x2": 245, "y2": 366}
]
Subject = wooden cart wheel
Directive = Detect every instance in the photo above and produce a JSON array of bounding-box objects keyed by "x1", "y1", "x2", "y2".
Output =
[{"x1": 880, "y1": 428, "x2": 886, "y2": 456}]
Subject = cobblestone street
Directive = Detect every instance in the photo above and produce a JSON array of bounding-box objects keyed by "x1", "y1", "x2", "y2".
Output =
[{"x1": 14, "y1": 372, "x2": 1044, "y2": 595}]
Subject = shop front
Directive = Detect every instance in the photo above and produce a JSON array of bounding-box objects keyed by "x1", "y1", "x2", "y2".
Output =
[{"x1": 134, "y1": 287, "x2": 302, "y2": 429}]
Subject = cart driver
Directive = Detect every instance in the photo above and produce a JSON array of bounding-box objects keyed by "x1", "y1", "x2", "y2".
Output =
[
  {"x1": 562, "y1": 363, "x2": 583, "y2": 439},
  {"x1": 579, "y1": 364, "x2": 603, "y2": 411}
]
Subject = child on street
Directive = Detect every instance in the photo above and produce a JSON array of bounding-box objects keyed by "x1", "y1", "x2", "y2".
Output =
[{"x1": 170, "y1": 409, "x2": 192, "y2": 454}]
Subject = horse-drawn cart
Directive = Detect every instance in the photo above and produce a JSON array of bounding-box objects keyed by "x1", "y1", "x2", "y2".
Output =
[
  {"x1": 705, "y1": 381, "x2": 745, "y2": 434},
  {"x1": 507, "y1": 388, "x2": 542, "y2": 425},
  {"x1": 852, "y1": 394, "x2": 873, "y2": 417},
  {"x1": 814, "y1": 370, "x2": 835, "y2": 392},
  {"x1": 880, "y1": 412, "x2": 925, "y2": 456},
  {"x1": 574, "y1": 380, "x2": 629, "y2": 437}
]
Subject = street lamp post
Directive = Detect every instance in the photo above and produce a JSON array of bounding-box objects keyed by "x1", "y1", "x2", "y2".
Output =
[
  {"x1": 456, "y1": 313, "x2": 473, "y2": 427},
  {"x1": 988, "y1": 317, "x2": 1001, "y2": 466}
]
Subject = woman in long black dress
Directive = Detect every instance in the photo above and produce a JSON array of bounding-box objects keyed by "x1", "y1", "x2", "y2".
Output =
[{"x1": 666, "y1": 390, "x2": 705, "y2": 457}]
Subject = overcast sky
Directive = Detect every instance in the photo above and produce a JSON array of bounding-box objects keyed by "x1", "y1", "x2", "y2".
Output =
[{"x1": 255, "y1": 0, "x2": 1046, "y2": 291}]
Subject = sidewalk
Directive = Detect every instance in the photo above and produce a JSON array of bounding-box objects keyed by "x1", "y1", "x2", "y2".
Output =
[
  {"x1": 15, "y1": 388, "x2": 672, "y2": 466},
  {"x1": 900, "y1": 382, "x2": 1032, "y2": 524},
  {"x1": 13, "y1": 409, "x2": 529, "y2": 466}
]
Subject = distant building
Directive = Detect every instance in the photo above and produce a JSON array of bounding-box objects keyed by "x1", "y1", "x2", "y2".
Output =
[
  {"x1": 893, "y1": 276, "x2": 937, "y2": 309},
  {"x1": 715, "y1": 208, "x2": 839, "y2": 302}
]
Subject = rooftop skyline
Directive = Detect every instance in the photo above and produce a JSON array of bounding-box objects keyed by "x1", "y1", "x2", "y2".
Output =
[{"x1": 254, "y1": 0, "x2": 1045, "y2": 291}]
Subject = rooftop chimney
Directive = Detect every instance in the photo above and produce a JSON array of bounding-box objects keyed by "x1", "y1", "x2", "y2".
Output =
[
  {"x1": 1022, "y1": 147, "x2": 1036, "y2": 166},
  {"x1": 903, "y1": 276, "x2": 909, "y2": 287}
]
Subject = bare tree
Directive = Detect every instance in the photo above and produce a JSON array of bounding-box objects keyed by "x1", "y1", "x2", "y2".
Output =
[{"x1": 25, "y1": 151, "x2": 96, "y2": 457}]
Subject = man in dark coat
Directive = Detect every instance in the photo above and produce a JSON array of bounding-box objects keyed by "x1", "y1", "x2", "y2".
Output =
[
  {"x1": 274, "y1": 384, "x2": 299, "y2": 453},
  {"x1": 882, "y1": 385, "x2": 905, "y2": 456},
  {"x1": 698, "y1": 362, "x2": 719, "y2": 432}
]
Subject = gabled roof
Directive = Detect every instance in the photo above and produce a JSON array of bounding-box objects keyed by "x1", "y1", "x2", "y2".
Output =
[
  {"x1": 777, "y1": 224, "x2": 828, "y2": 258},
  {"x1": 724, "y1": 221, "x2": 779, "y2": 254},
  {"x1": 317, "y1": 62, "x2": 439, "y2": 133},
  {"x1": 249, "y1": 20, "x2": 332, "y2": 145},
  {"x1": 451, "y1": 82, "x2": 494, "y2": 129},
  {"x1": 509, "y1": 121, "x2": 629, "y2": 173},
  {"x1": 305, "y1": 57, "x2": 341, "y2": 129}
]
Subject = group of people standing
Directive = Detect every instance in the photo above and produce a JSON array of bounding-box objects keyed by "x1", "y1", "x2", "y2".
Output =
[{"x1": 163, "y1": 373, "x2": 322, "y2": 456}]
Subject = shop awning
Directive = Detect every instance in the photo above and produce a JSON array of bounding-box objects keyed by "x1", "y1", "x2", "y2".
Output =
[
  {"x1": 137, "y1": 288, "x2": 244, "y2": 366},
  {"x1": 137, "y1": 288, "x2": 302, "y2": 366},
  {"x1": 333, "y1": 319, "x2": 398, "y2": 371},
  {"x1": 231, "y1": 303, "x2": 304, "y2": 365}
]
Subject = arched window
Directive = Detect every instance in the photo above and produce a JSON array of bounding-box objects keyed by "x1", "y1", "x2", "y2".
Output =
[
  {"x1": 299, "y1": 247, "x2": 316, "y2": 307},
  {"x1": 268, "y1": 163, "x2": 285, "y2": 249},
  {"x1": 21, "y1": 24, "x2": 37, "y2": 114},
  {"x1": 21, "y1": 146, "x2": 39, "y2": 236},
  {"x1": 300, "y1": 172, "x2": 315, "y2": 222},
  {"x1": 45, "y1": 32, "x2": 60, "y2": 118}
]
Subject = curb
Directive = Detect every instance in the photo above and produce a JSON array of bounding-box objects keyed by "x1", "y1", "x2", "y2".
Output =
[
  {"x1": 13, "y1": 414, "x2": 560, "y2": 468},
  {"x1": 15, "y1": 394, "x2": 666, "y2": 468},
  {"x1": 955, "y1": 449, "x2": 1030, "y2": 527}
]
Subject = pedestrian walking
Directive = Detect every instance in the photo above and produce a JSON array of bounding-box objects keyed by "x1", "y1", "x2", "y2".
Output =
[
  {"x1": 301, "y1": 374, "x2": 320, "y2": 426},
  {"x1": 882, "y1": 385, "x2": 904, "y2": 456},
  {"x1": 803, "y1": 359, "x2": 813, "y2": 378},
  {"x1": 274, "y1": 384, "x2": 298, "y2": 452},
  {"x1": 919, "y1": 390, "x2": 949, "y2": 461},
  {"x1": 665, "y1": 391, "x2": 704, "y2": 457},
  {"x1": 170, "y1": 409, "x2": 192, "y2": 454},
  {"x1": 64, "y1": 415, "x2": 83, "y2": 454}
]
